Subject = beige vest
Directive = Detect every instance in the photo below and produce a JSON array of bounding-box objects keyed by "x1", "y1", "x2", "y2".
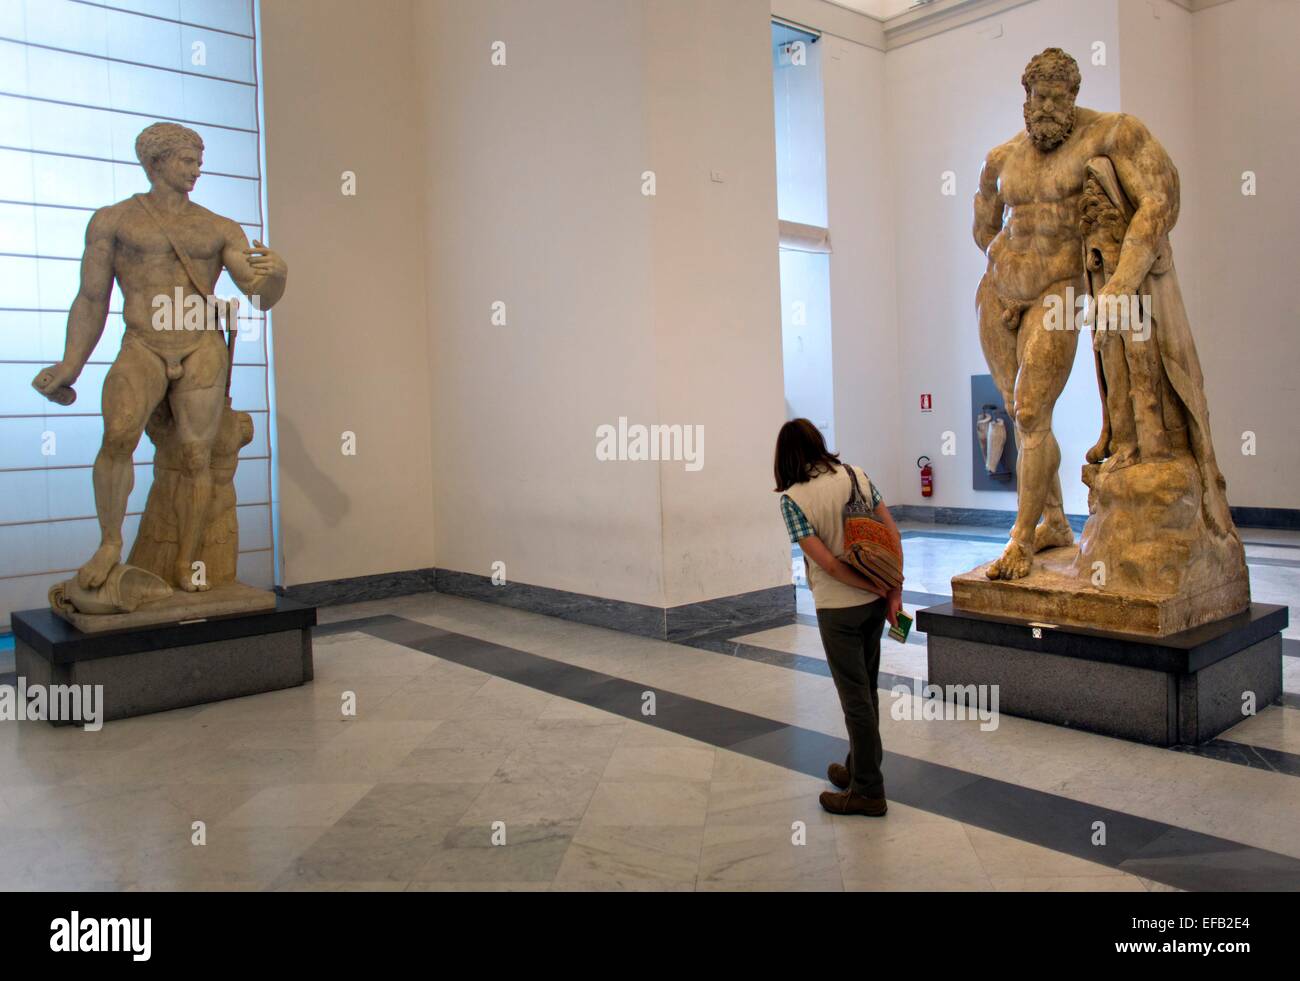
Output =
[{"x1": 785, "y1": 463, "x2": 884, "y2": 610}]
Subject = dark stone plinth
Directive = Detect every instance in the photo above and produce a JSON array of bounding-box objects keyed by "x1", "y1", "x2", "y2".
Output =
[
  {"x1": 915, "y1": 602, "x2": 1287, "y2": 746},
  {"x1": 10, "y1": 599, "x2": 316, "y2": 726}
]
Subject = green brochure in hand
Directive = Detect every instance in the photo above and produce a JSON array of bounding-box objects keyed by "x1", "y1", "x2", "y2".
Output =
[{"x1": 889, "y1": 610, "x2": 913, "y2": 644}]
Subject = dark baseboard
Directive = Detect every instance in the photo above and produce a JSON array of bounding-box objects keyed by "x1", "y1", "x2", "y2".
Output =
[
  {"x1": 435, "y1": 569, "x2": 794, "y2": 642},
  {"x1": 892, "y1": 504, "x2": 1300, "y2": 532},
  {"x1": 280, "y1": 566, "x2": 795, "y2": 643},
  {"x1": 664, "y1": 585, "x2": 795, "y2": 642},
  {"x1": 277, "y1": 568, "x2": 437, "y2": 608},
  {"x1": 1230, "y1": 506, "x2": 1300, "y2": 531},
  {"x1": 432, "y1": 568, "x2": 666, "y2": 638}
]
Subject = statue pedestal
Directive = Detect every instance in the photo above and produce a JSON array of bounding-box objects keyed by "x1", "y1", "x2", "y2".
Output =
[
  {"x1": 915, "y1": 601, "x2": 1286, "y2": 746},
  {"x1": 10, "y1": 599, "x2": 316, "y2": 726},
  {"x1": 951, "y1": 544, "x2": 1250, "y2": 636}
]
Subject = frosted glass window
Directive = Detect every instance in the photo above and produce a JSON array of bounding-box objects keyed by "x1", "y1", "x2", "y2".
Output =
[
  {"x1": 0, "y1": 0, "x2": 272, "y2": 628},
  {"x1": 772, "y1": 21, "x2": 835, "y2": 453},
  {"x1": 772, "y1": 27, "x2": 828, "y2": 229}
]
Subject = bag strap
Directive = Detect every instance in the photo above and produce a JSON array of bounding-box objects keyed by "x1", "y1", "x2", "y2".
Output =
[
  {"x1": 133, "y1": 194, "x2": 217, "y2": 297},
  {"x1": 844, "y1": 464, "x2": 866, "y2": 506}
]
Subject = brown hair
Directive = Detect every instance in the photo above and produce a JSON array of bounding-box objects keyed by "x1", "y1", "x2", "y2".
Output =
[{"x1": 773, "y1": 418, "x2": 842, "y2": 492}]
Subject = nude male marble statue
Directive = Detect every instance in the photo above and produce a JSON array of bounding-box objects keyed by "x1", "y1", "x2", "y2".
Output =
[
  {"x1": 32, "y1": 122, "x2": 287, "y2": 612},
  {"x1": 957, "y1": 48, "x2": 1248, "y2": 634},
  {"x1": 975, "y1": 47, "x2": 1182, "y2": 581}
]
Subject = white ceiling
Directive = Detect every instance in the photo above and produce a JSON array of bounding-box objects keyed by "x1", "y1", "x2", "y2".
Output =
[{"x1": 828, "y1": 0, "x2": 929, "y2": 20}]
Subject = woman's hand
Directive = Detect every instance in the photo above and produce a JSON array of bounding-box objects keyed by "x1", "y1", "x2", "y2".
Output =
[
  {"x1": 798, "y1": 535, "x2": 879, "y2": 594},
  {"x1": 885, "y1": 587, "x2": 903, "y2": 628}
]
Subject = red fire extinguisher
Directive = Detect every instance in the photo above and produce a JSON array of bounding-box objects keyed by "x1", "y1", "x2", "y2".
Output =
[{"x1": 918, "y1": 456, "x2": 934, "y2": 498}]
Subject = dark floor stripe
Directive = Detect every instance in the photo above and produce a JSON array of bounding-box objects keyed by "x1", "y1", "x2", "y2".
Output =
[
  {"x1": 687, "y1": 633, "x2": 833, "y2": 678},
  {"x1": 903, "y1": 589, "x2": 955, "y2": 609},
  {"x1": 339, "y1": 614, "x2": 1300, "y2": 892},
  {"x1": 314, "y1": 614, "x2": 406, "y2": 637},
  {"x1": 794, "y1": 611, "x2": 927, "y2": 648},
  {"x1": 792, "y1": 587, "x2": 942, "y2": 643},
  {"x1": 699, "y1": 626, "x2": 1300, "y2": 779},
  {"x1": 1172, "y1": 739, "x2": 1300, "y2": 777}
]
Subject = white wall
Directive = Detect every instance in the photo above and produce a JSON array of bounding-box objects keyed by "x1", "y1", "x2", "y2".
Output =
[
  {"x1": 416, "y1": 0, "x2": 790, "y2": 609},
  {"x1": 261, "y1": 0, "x2": 437, "y2": 587},
  {"x1": 1185, "y1": 0, "x2": 1300, "y2": 510},
  {"x1": 643, "y1": 0, "x2": 791, "y2": 608},
  {"x1": 414, "y1": 0, "x2": 664, "y2": 606}
]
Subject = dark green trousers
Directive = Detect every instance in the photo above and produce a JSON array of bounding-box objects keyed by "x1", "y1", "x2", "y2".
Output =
[{"x1": 815, "y1": 599, "x2": 888, "y2": 798}]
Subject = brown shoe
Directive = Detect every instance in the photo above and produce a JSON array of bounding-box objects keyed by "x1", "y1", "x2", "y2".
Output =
[
  {"x1": 819, "y1": 789, "x2": 887, "y2": 817},
  {"x1": 827, "y1": 762, "x2": 850, "y2": 790}
]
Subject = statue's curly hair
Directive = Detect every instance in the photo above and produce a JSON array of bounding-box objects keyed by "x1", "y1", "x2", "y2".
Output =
[
  {"x1": 134, "y1": 122, "x2": 204, "y2": 170},
  {"x1": 1022, "y1": 47, "x2": 1081, "y2": 96}
]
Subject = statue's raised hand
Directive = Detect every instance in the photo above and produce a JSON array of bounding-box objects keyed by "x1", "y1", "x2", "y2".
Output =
[
  {"x1": 244, "y1": 239, "x2": 287, "y2": 282},
  {"x1": 32, "y1": 362, "x2": 78, "y2": 406}
]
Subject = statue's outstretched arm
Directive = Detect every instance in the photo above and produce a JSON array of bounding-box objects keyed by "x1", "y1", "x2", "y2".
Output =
[{"x1": 31, "y1": 208, "x2": 116, "y2": 403}]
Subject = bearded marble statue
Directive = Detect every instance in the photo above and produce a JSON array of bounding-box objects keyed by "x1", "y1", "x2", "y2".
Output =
[{"x1": 957, "y1": 48, "x2": 1248, "y2": 634}]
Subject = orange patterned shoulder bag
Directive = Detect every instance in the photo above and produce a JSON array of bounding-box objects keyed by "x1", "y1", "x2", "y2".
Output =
[{"x1": 840, "y1": 466, "x2": 903, "y2": 595}]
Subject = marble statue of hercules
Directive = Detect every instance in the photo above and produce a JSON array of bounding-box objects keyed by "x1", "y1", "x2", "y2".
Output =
[
  {"x1": 974, "y1": 47, "x2": 1178, "y2": 580},
  {"x1": 31, "y1": 122, "x2": 288, "y2": 593}
]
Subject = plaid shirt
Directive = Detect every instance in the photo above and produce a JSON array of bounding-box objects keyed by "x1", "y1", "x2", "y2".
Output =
[
  {"x1": 780, "y1": 478, "x2": 881, "y2": 544},
  {"x1": 780, "y1": 494, "x2": 815, "y2": 543}
]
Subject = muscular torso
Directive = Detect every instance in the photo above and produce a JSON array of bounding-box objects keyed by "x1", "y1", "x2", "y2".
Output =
[
  {"x1": 984, "y1": 108, "x2": 1120, "y2": 302},
  {"x1": 110, "y1": 199, "x2": 230, "y2": 356}
]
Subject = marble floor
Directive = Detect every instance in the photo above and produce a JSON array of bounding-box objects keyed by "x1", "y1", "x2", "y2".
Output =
[{"x1": 0, "y1": 522, "x2": 1297, "y2": 892}]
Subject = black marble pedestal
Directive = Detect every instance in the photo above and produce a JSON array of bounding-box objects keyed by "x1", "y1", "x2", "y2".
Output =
[
  {"x1": 10, "y1": 599, "x2": 316, "y2": 726},
  {"x1": 916, "y1": 602, "x2": 1287, "y2": 746}
]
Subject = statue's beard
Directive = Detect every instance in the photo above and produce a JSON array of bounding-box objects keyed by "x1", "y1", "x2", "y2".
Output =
[{"x1": 1025, "y1": 104, "x2": 1076, "y2": 151}]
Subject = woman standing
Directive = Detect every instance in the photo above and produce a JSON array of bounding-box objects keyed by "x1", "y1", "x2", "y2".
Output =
[{"x1": 775, "y1": 419, "x2": 903, "y2": 817}]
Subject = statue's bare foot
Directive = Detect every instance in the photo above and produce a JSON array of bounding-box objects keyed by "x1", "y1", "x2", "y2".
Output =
[
  {"x1": 1033, "y1": 516, "x2": 1074, "y2": 553},
  {"x1": 1085, "y1": 436, "x2": 1109, "y2": 465},
  {"x1": 77, "y1": 544, "x2": 120, "y2": 589},
  {"x1": 986, "y1": 539, "x2": 1033, "y2": 580},
  {"x1": 174, "y1": 560, "x2": 211, "y2": 592},
  {"x1": 1100, "y1": 447, "x2": 1139, "y2": 474}
]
